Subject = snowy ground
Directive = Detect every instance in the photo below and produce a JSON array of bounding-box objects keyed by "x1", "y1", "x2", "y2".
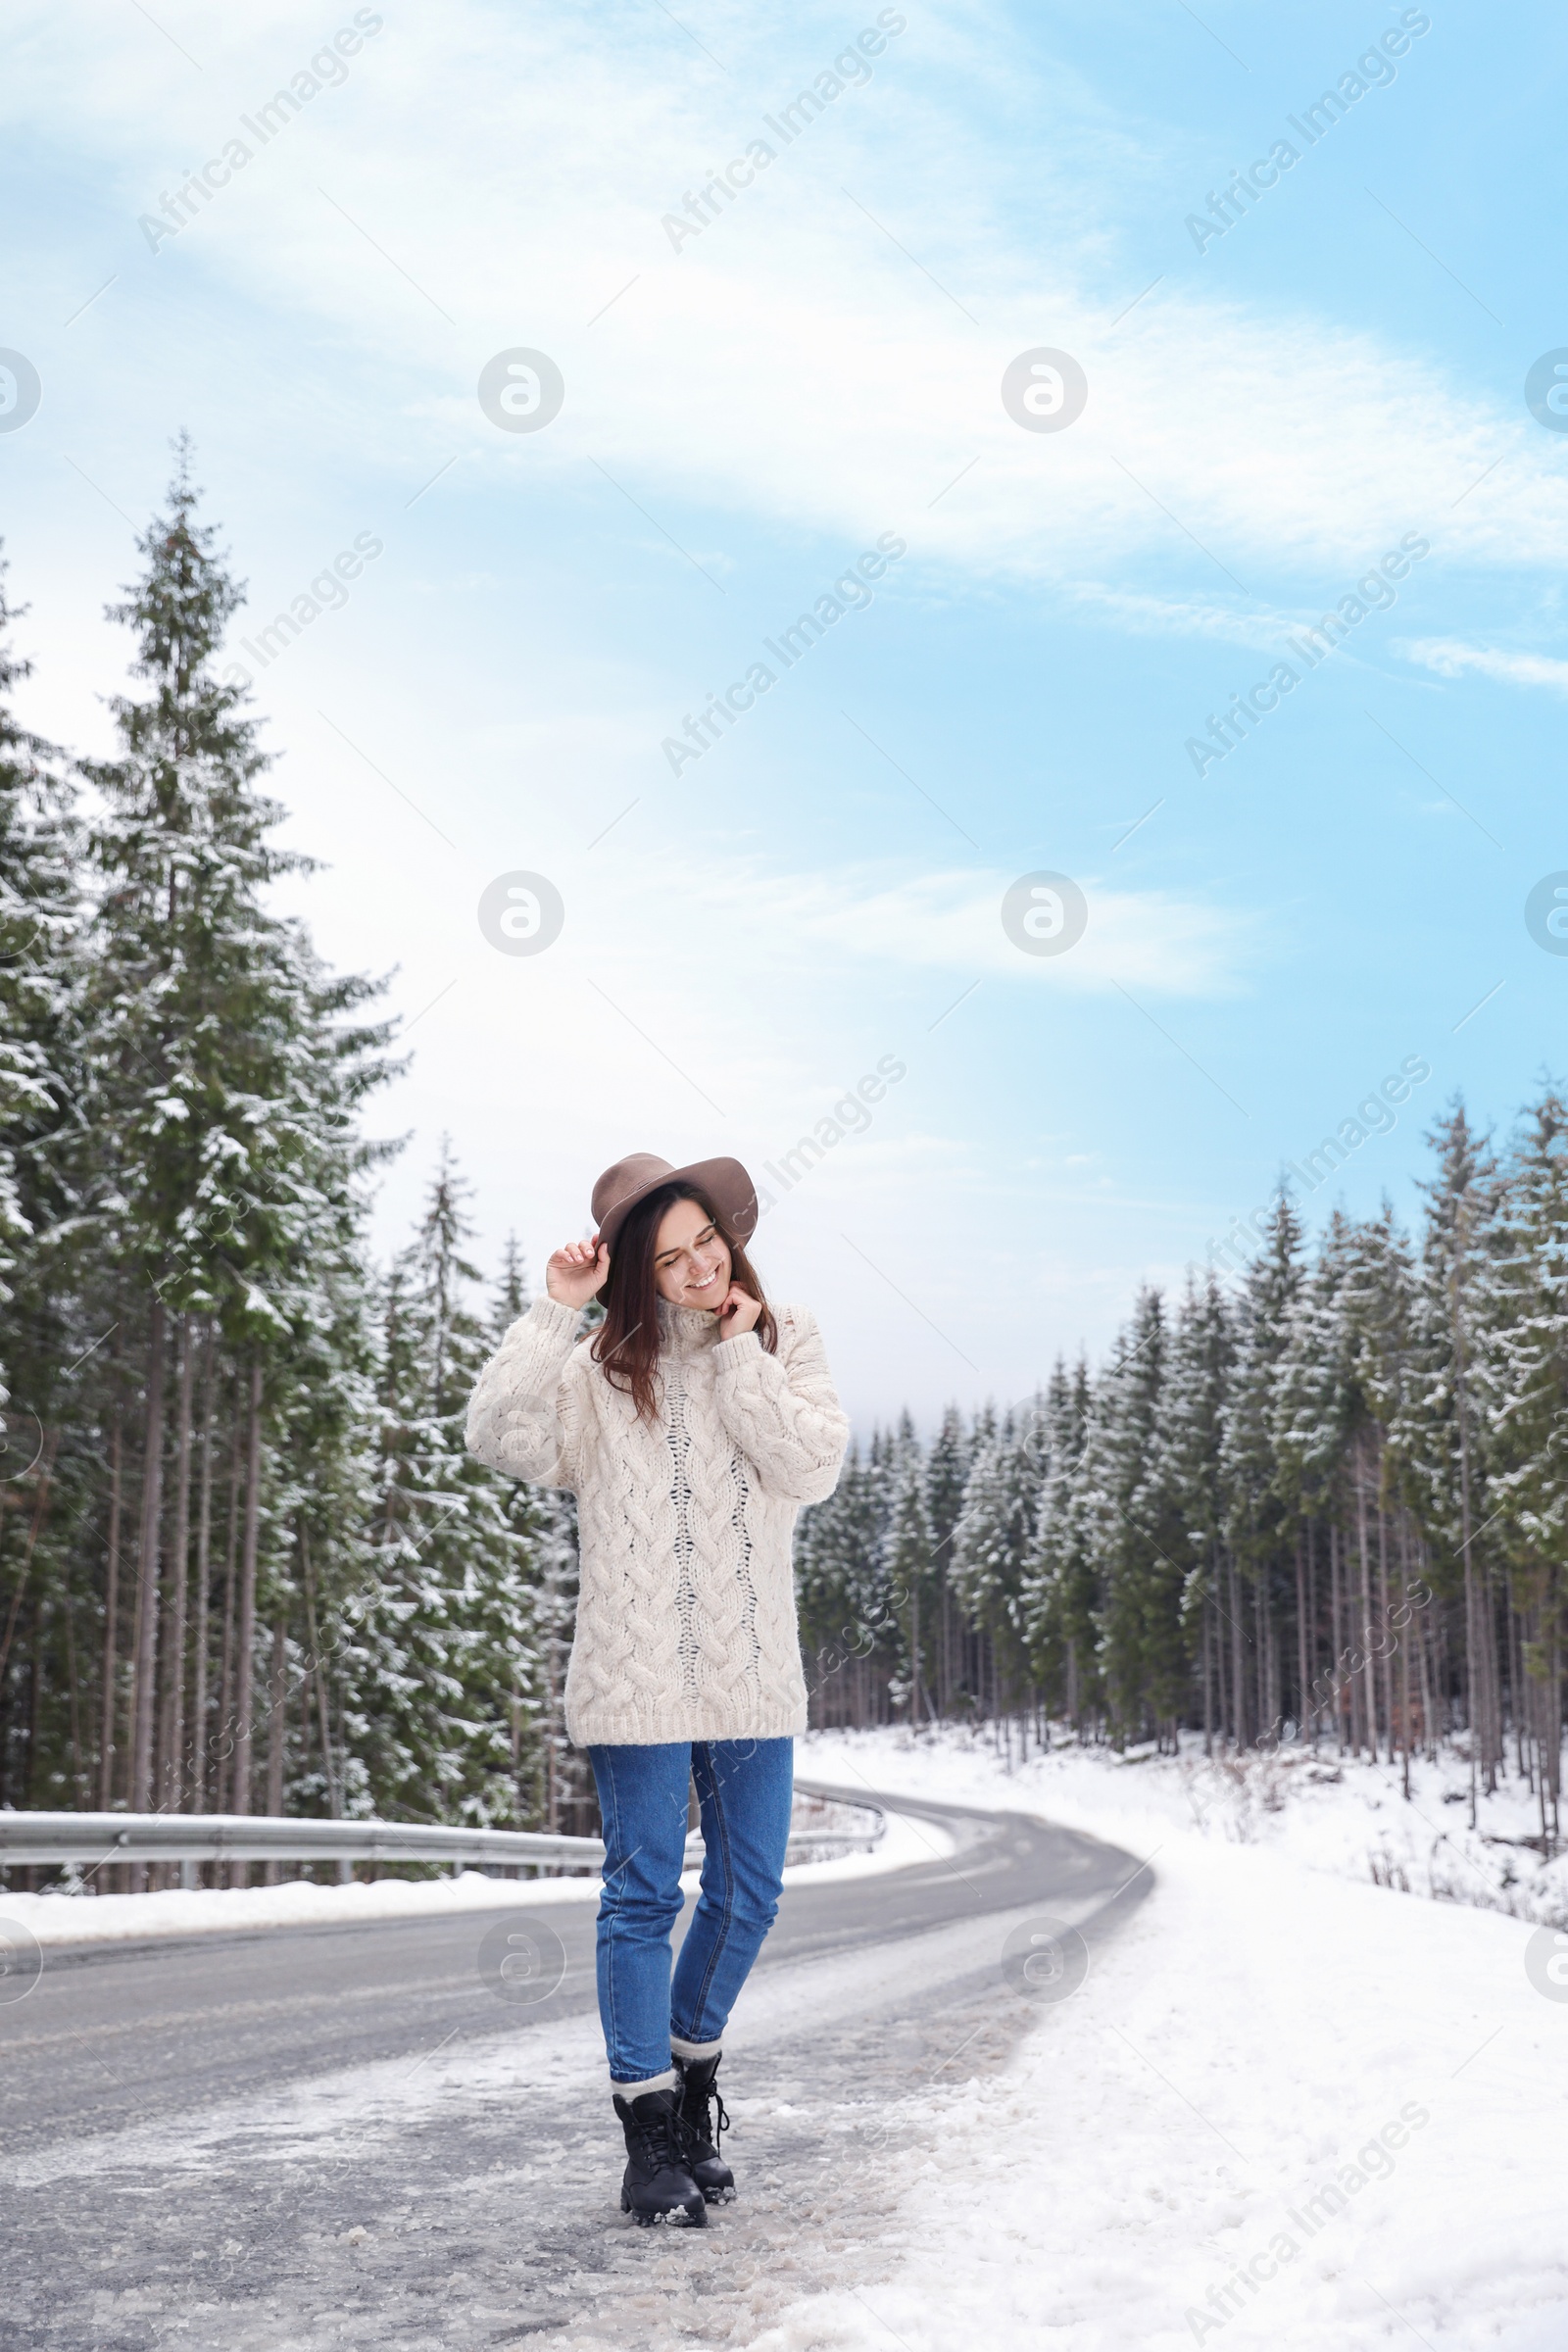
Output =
[
  {"x1": 12, "y1": 1726, "x2": 1550, "y2": 1955},
  {"x1": 811, "y1": 1722, "x2": 1568, "y2": 1926},
  {"x1": 12, "y1": 1733, "x2": 1568, "y2": 2349},
  {"x1": 0, "y1": 1793, "x2": 1083, "y2": 2351},
  {"x1": 751, "y1": 1726, "x2": 1568, "y2": 2352},
  {"x1": 0, "y1": 1791, "x2": 946, "y2": 1948}
]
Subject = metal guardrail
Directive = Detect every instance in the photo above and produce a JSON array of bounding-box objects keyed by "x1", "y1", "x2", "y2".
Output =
[
  {"x1": 0, "y1": 1786, "x2": 886, "y2": 1878},
  {"x1": 787, "y1": 1778, "x2": 887, "y2": 1861},
  {"x1": 0, "y1": 1812, "x2": 623, "y2": 1872}
]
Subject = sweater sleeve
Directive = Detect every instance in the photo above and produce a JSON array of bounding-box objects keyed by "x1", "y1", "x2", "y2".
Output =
[
  {"x1": 711, "y1": 1305, "x2": 849, "y2": 1504},
  {"x1": 466, "y1": 1295, "x2": 584, "y2": 1489}
]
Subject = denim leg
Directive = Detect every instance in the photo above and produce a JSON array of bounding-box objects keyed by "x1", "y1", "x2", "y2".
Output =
[
  {"x1": 669, "y1": 1738, "x2": 794, "y2": 2047},
  {"x1": 589, "y1": 1740, "x2": 696, "y2": 2084}
]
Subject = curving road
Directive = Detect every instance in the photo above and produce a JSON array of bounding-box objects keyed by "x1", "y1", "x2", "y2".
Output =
[{"x1": 1, "y1": 1783, "x2": 1152, "y2": 2350}]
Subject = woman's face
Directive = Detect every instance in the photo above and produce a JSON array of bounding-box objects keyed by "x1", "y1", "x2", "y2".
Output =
[{"x1": 652, "y1": 1197, "x2": 732, "y2": 1309}]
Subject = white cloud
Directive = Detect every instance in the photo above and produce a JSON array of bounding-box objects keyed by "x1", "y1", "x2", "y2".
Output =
[
  {"x1": 1067, "y1": 582, "x2": 1292, "y2": 648},
  {"x1": 1397, "y1": 638, "x2": 1568, "y2": 695},
  {"x1": 9, "y1": 0, "x2": 1568, "y2": 591},
  {"x1": 658, "y1": 858, "x2": 1253, "y2": 996}
]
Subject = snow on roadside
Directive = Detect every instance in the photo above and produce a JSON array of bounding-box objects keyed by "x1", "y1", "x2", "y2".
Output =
[
  {"x1": 0, "y1": 1798, "x2": 949, "y2": 1948},
  {"x1": 805, "y1": 1721, "x2": 1568, "y2": 1927},
  {"x1": 739, "y1": 1728, "x2": 1568, "y2": 2352}
]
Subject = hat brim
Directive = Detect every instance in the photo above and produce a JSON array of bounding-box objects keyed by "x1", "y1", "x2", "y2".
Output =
[{"x1": 597, "y1": 1155, "x2": 759, "y2": 1256}]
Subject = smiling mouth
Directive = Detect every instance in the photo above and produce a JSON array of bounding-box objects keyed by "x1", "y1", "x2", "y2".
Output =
[{"x1": 687, "y1": 1265, "x2": 719, "y2": 1293}]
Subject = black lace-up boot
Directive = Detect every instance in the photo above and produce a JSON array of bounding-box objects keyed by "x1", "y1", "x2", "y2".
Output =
[
  {"x1": 612, "y1": 2083, "x2": 707, "y2": 2227},
  {"x1": 672, "y1": 2048, "x2": 734, "y2": 2203}
]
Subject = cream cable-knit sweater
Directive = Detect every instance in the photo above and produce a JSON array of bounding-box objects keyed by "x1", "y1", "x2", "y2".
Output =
[{"x1": 466, "y1": 1294, "x2": 849, "y2": 1746}]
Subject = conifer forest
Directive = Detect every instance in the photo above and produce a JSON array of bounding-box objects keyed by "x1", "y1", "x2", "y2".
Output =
[{"x1": 2, "y1": 462, "x2": 1565, "y2": 1865}]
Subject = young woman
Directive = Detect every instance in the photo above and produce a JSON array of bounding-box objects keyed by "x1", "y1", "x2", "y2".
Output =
[{"x1": 466, "y1": 1151, "x2": 849, "y2": 2227}]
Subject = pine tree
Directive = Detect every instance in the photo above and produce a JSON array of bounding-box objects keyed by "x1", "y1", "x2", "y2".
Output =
[
  {"x1": 1407, "y1": 1103, "x2": 1504, "y2": 1809},
  {"x1": 0, "y1": 552, "x2": 79, "y2": 1411},
  {"x1": 353, "y1": 1148, "x2": 540, "y2": 1825},
  {"x1": 1071, "y1": 1292, "x2": 1187, "y2": 1747},
  {"x1": 71, "y1": 447, "x2": 284, "y2": 1821},
  {"x1": 1483, "y1": 1086, "x2": 1568, "y2": 1842},
  {"x1": 1220, "y1": 1192, "x2": 1305, "y2": 1746},
  {"x1": 0, "y1": 556, "x2": 83, "y2": 1809},
  {"x1": 0, "y1": 466, "x2": 408, "y2": 1840},
  {"x1": 796, "y1": 1440, "x2": 882, "y2": 1726},
  {"x1": 483, "y1": 1238, "x2": 577, "y2": 1830},
  {"x1": 1023, "y1": 1357, "x2": 1100, "y2": 1733},
  {"x1": 1156, "y1": 1276, "x2": 1234, "y2": 1751},
  {"x1": 1343, "y1": 1204, "x2": 1422, "y2": 1768},
  {"x1": 951, "y1": 1402, "x2": 1043, "y2": 1725},
  {"x1": 1273, "y1": 1213, "x2": 1362, "y2": 1750},
  {"x1": 923, "y1": 1402, "x2": 970, "y2": 1716},
  {"x1": 879, "y1": 1418, "x2": 932, "y2": 1724}
]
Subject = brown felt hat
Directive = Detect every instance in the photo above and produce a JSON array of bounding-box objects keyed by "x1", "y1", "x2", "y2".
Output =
[{"x1": 590, "y1": 1152, "x2": 759, "y2": 1255}]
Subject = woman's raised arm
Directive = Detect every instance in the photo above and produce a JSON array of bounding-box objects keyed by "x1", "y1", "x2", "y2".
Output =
[
  {"x1": 466, "y1": 1291, "x2": 585, "y2": 1488},
  {"x1": 710, "y1": 1304, "x2": 849, "y2": 1503}
]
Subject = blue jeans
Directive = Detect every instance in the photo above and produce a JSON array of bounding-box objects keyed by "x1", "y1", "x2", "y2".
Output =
[{"x1": 587, "y1": 1738, "x2": 794, "y2": 2086}]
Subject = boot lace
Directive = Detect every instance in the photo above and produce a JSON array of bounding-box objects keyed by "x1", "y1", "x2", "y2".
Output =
[
  {"x1": 627, "y1": 2099, "x2": 693, "y2": 2176},
  {"x1": 683, "y1": 2076, "x2": 728, "y2": 2158}
]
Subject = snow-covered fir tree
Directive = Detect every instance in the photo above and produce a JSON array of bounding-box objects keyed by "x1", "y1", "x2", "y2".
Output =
[
  {"x1": 878, "y1": 1417, "x2": 933, "y2": 1722},
  {"x1": 353, "y1": 1147, "x2": 542, "y2": 1825}
]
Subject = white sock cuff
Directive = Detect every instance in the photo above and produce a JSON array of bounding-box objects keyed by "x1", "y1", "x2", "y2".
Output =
[
  {"x1": 612, "y1": 2066, "x2": 677, "y2": 2100},
  {"x1": 669, "y1": 2034, "x2": 722, "y2": 2062}
]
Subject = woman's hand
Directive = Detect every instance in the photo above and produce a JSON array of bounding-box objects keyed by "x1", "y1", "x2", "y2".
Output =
[
  {"x1": 545, "y1": 1237, "x2": 610, "y2": 1309},
  {"x1": 715, "y1": 1283, "x2": 761, "y2": 1338}
]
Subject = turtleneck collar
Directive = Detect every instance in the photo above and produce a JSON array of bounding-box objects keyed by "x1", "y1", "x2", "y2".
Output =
[{"x1": 656, "y1": 1298, "x2": 723, "y2": 1357}]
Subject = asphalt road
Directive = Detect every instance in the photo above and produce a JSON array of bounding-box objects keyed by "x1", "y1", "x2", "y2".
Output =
[{"x1": 1, "y1": 1782, "x2": 1152, "y2": 2351}]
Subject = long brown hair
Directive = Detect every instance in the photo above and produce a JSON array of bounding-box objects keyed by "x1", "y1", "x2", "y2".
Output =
[{"x1": 592, "y1": 1181, "x2": 777, "y2": 1420}]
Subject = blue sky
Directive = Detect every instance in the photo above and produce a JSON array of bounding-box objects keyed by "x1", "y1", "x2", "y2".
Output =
[{"x1": 3, "y1": 0, "x2": 1565, "y2": 1424}]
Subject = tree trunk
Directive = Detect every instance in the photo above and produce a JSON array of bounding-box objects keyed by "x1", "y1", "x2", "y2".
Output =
[
  {"x1": 908, "y1": 1571, "x2": 921, "y2": 1729},
  {"x1": 264, "y1": 1612, "x2": 287, "y2": 1881},
  {"x1": 1396, "y1": 1515, "x2": 1413, "y2": 1798},
  {"x1": 129, "y1": 1298, "x2": 168, "y2": 1831},
  {"x1": 1298, "y1": 1543, "x2": 1316, "y2": 1749},
  {"x1": 1416, "y1": 1543, "x2": 1438, "y2": 1763},
  {"x1": 218, "y1": 1379, "x2": 241, "y2": 1806},
  {"x1": 66, "y1": 1595, "x2": 83, "y2": 1798},
  {"x1": 190, "y1": 1322, "x2": 216, "y2": 1810},
  {"x1": 1305, "y1": 1518, "x2": 1319, "y2": 1749},
  {"x1": 1376, "y1": 1477, "x2": 1394, "y2": 1767},
  {"x1": 1355, "y1": 1444, "x2": 1376, "y2": 1762},
  {"x1": 300, "y1": 1525, "x2": 340, "y2": 1822},
  {"x1": 229, "y1": 1361, "x2": 263, "y2": 1855},
  {"x1": 158, "y1": 1316, "x2": 196, "y2": 1815},
  {"x1": 1548, "y1": 1602, "x2": 1562, "y2": 1851},
  {"x1": 97, "y1": 1397, "x2": 124, "y2": 1809},
  {"x1": 1451, "y1": 1211, "x2": 1496, "y2": 1814},
  {"x1": 1329, "y1": 1515, "x2": 1345, "y2": 1754}
]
